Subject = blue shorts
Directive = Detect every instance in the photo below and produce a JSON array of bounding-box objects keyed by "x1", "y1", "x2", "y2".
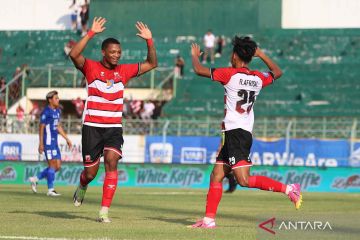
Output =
[
  {"x1": 44, "y1": 145, "x2": 61, "y2": 161},
  {"x1": 71, "y1": 14, "x2": 77, "y2": 22}
]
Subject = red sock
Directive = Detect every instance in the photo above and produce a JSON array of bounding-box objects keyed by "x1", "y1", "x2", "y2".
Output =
[
  {"x1": 101, "y1": 171, "x2": 118, "y2": 207},
  {"x1": 205, "y1": 182, "x2": 223, "y2": 219},
  {"x1": 80, "y1": 170, "x2": 91, "y2": 187},
  {"x1": 248, "y1": 176, "x2": 286, "y2": 193}
]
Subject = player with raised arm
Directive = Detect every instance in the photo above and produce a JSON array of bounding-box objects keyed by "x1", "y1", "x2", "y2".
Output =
[
  {"x1": 190, "y1": 36, "x2": 302, "y2": 228},
  {"x1": 69, "y1": 17, "x2": 157, "y2": 223},
  {"x1": 29, "y1": 91, "x2": 72, "y2": 196}
]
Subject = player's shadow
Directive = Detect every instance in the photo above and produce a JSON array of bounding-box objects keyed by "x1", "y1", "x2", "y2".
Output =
[
  {"x1": 146, "y1": 216, "x2": 193, "y2": 226},
  {"x1": 9, "y1": 210, "x2": 94, "y2": 222},
  {"x1": 121, "y1": 202, "x2": 256, "y2": 224}
]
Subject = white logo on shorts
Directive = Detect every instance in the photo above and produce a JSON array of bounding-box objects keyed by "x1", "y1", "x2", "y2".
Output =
[{"x1": 229, "y1": 156, "x2": 236, "y2": 165}]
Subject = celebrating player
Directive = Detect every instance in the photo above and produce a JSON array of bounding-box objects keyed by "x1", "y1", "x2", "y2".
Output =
[
  {"x1": 29, "y1": 91, "x2": 72, "y2": 196},
  {"x1": 190, "y1": 36, "x2": 302, "y2": 228},
  {"x1": 69, "y1": 17, "x2": 157, "y2": 222}
]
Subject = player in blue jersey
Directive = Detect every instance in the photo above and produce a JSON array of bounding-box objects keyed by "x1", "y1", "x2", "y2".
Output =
[{"x1": 29, "y1": 91, "x2": 72, "y2": 196}]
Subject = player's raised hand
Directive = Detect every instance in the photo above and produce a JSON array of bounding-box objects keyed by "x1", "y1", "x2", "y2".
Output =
[
  {"x1": 38, "y1": 144, "x2": 44, "y2": 154},
  {"x1": 254, "y1": 47, "x2": 264, "y2": 57},
  {"x1": 191, "y1": 43, "x2": 202, "y2": 58},
  {"x1": 66, "y1": 139, "x2": 72, "y2": 149},
  {"x1": 136, "y1": 22, "x2": 152, "y2": 40},
  {"x1": 91, "y1": 17, "x2": 106, "y2": 34}
]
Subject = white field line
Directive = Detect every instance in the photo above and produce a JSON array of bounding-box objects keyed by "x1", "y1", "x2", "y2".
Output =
[{"x1": 0, "y1": 237, "x2": 117, "y2": 240}]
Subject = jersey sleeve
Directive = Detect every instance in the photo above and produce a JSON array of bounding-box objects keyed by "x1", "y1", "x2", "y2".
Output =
[
  {"x1": 258, "y1": 71, "x2": 275, "y2": 88},
  {"x1": 80, "y1": 59, "x2": 97, "y2": 77},
  {"x1": 40, "y1": 110, "x2": 47, "y2": 125},
  {"x1": 122, "y1": 63, "x2": 140, "y2": 84},
  {"x1": 210, "y1": 67, "x2": 233, "y2": 85}
]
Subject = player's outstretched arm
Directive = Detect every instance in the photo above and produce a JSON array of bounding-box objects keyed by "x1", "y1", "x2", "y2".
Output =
[
  {"x1": 69, "y1": 17, "x2": 106, "y2": 70},
  {"x1": 255, "y1": 48, "x2": 282, "y2": 80},
  {"x1": 191, "y1": 43, "x2": 211, "y2": 78},
  {"x1": 57, "y1": 124, "x2": 72, "y2": 148},
  {"x1": 136, "y1": 22, "x2": 158, "y2": 75}
]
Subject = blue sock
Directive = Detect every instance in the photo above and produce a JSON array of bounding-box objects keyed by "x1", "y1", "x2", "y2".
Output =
[
  {"x1": 47, "y1": 167, "x2": 56, "y2": 190},
  {"x1": 37, "y1": 167, "x2": 49, "y2": 180}
]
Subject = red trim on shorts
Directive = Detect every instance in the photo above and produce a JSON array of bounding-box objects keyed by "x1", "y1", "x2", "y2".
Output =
[
  {"x1": 84, "y1": 157, "x2": 100, "y2": 168},
  {"x1": 104, "y1": 147, "x2": 122, "y2": 157},
  {"x1": 215, "y1": 160, "x2": 231, "y2": 167},
  {"x1": 231, "y1": 160, "x2": 252, "y2": 169}
]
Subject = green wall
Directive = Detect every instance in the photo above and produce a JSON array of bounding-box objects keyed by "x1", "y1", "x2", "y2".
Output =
[{"x1": 91, "y1": 0, "x2": 282, "y2": 37}]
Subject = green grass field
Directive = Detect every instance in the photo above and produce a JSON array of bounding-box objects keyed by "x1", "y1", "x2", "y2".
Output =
[{"x1": 0, "y1": 185, "x2": 359, "y2": 240}]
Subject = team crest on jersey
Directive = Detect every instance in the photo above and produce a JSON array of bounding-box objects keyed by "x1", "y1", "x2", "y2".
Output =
[
  {"x1": 106, "y1": 79, "x2": 114, "y2": 89},
  {"x1": 114, "y1": 72, "x2": 120, "y2": 79},
  {"x1": 100, "y1": 72, "x2": 105, "y2": 77},
  {"x1": 262, "y1": 72, "x2": 270, "y2": 77}
]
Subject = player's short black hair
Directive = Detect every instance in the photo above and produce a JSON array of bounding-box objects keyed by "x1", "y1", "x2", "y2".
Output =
[
  {"x1": 46, "y1": 90, "x2": 58, "y2": 103},
  {"x1": 232, "y1": 36, "x2": 257, "y2": 63},
  {"x1": 101, "y1": 38, "x2": 121, "y2": 50}
]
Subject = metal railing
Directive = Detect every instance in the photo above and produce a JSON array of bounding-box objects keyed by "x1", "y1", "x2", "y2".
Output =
[
  {"x1": 28, "y1": 65, "x2": 175, "y2": 89},
  {"x1": 0, "y1": 65, "x2": 176, "y2": 113},
  {"x1": 1, "y1": 115, "x2": 359, "y2": 140},
  {"x1": 0, "y1": 70, "x2": 27, "y2": 111}
]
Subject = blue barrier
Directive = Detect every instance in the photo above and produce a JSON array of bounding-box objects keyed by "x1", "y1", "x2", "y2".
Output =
[{"x1": 145, "y1": 136, "x2": 360, "y2": 167}]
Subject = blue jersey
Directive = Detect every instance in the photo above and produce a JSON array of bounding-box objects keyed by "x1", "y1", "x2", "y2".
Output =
[{"x1": 40, "y1": 106, "x2": 61, "y2": 147}]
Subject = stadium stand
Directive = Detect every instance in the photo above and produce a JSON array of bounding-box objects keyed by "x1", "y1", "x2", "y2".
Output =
[{"x1": 2, "y1": 29, "x2": 360, "y2": 117}]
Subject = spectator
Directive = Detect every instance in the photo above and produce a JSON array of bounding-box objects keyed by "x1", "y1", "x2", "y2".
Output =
[
  {"x1": 0, "y1": 101, "x2": 6, "y2": 132},
  {"x1": 0, "y1": 100, "x2": 6, "y2": 116},
  {"x1": 16, "y1": 104, "x2": 25, "y2": 132},
  {"x1": 202, "y1": 29, "x2": 216, "y2": 64},
  {"x1": 130, "y1": 99, "x2": 142, "y2": 118},
  {"x1": 215, "y1": 35, "x2": 225, "y2": 58},
  {"x1": 141, "y1": 101, "x2": 155, "y2": 122},
  {"x1": 79, "y1": 0, "x2": 90, "y2": 37},
  {"x1": 0, "y1": 76, "x2": 5, "y2": 89},
  {"x1": 174, "y1": 55, "x2": 185, "y2": 78},
  {"x1": 152, "y1": 101, "x2": 165, "y2": 120},
  {"x1": 0, "y1": 77, "x2": 6, "y2": 101},
  {"x1": 29, "y1": 102, "x2": 40, "y2": 121},
  {"x1": 64, "y1": 39, "x2": 77, "y2": 57},
  {"x1": 10, "y1": 67, "x2": 22, "y2": 101},
  {"x1": 72, "y1": 97, "x2": 84, "y2": 118},
  {"x1": 123, "y1": 98, "x2": 131, "y2": 118},
  {"x1": 69, "y1": 0, "x2": 79, "y2": 31}
]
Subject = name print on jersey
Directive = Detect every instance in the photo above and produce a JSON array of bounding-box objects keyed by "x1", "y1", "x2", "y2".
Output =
[{"x1": 239, "y1": 79, "x2": 258, "y2": 87}]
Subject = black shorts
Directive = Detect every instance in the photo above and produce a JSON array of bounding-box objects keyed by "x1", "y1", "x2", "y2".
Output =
[
  {"x1": 82, "y1": 125, "x2": 124, "y2": 167},
  {"x1": 216, "y1": 128, "x2": 253, "y2": 169}
]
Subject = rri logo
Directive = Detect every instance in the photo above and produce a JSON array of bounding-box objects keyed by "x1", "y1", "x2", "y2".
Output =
[
  {"x1": 181, "y1": 147, "x2": 207, "y2": 164},
  {"x1": 0, "y1": 142, "x2": 22, "y2": 160},
  {"x1": 149, "y1": 143, "x2": 173, "y2": 163}
]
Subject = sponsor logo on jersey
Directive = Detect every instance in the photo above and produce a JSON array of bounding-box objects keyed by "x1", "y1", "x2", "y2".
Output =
[
  {"x1": 262, "y1": 72, "x2": 270, "y2": 77},
  {"x1": 106, "y1": 79, "x2": 114, "y2": 89},
  {"x1": 114, "y1": 72, "x2": 121, "y2": 80},
  {"x1": 181, "y1": 147, "x2": 207, "y2": 164},
  {"x1": 85, "y1": 155, "x2": 92, "y2": 163}
]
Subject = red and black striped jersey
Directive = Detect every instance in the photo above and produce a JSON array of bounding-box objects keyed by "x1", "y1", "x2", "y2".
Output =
[{"x1": 81, "y1": 59, "x2": 140, "y2": 128}]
